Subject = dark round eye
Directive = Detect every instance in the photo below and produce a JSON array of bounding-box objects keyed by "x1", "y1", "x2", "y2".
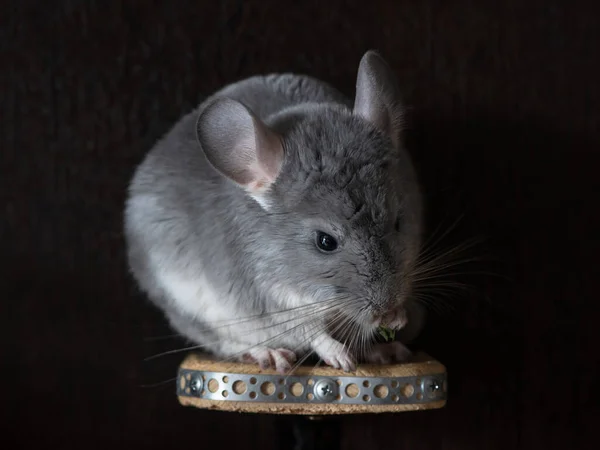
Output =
[
  {"x1": 316, "y1": 232, "x2": 338, "y2": 252},
  {"x1": 394, "y1": 216, "x2": 401, "y2": 232}
]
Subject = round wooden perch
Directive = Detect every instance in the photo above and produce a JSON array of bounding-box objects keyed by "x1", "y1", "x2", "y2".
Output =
[{"x1": 177, "y1": 351, "x2": 447, "y2": 415}]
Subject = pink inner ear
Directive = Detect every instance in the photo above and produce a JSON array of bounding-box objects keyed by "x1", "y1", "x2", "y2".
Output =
[
  {"x1": 252, "y1": 116, "x2": 284, "y2": 186},
  {"x1": 197, "y1": 96, "x2": 284, "y2": 194}
]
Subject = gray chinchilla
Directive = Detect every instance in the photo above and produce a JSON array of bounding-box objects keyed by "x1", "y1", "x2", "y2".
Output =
[{"x1": 124, "y1": 50, "x2": 427, "y2": 374}]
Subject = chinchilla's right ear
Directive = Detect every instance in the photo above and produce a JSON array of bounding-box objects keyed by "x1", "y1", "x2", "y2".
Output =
[
  {"x1": 196, "y1": 97, "x2": 284, "y2": 197},
  {"x1": 353, "y1": 50, "x2": 404, "y2": 149}
]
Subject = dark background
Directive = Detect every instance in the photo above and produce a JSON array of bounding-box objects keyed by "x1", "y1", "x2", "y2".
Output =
[{"x1": 3, "y1": 0, "x2": 600, "y2": 449}]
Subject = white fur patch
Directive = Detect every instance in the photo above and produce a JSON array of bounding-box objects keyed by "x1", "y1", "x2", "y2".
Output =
[
  {"x1": 252, "y1": 194, "x2": 272, "y2": 211},
  {"x1": 268, "y1": 283, "x2": 310, "y2": 310},
  {"x1": 157, "y1": 269, "x2": 231, "y2": 324},
  {"x1": 149, "y1": 261, "x2": 323, "y2": 357}
]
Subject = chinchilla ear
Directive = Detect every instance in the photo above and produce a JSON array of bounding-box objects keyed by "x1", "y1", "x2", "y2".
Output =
[
  {"x1": 196, "y1": 97, "x2": 284, "y2": 196},
  {"x1": 353, "y1": 50, "x2": 404, "y2": 148}
]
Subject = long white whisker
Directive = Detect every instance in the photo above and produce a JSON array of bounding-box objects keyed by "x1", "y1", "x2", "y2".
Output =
[
  {"x1": 216, "y1": 299, "x2": 364, "y2": 367},
  {"x1": 417, "y1": 213, "x2": 466, "y2": 260},
  {"x1": 284, "y1": 307, "x2": 353, "y2": 376},
  {"x1": 143, "y1": 298, "x2": 352, "y2": 362}
]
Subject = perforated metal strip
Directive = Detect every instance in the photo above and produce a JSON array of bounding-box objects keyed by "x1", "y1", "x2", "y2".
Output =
[{"x1": 177, "y1": 369, "x2": 447, "y2": 405}]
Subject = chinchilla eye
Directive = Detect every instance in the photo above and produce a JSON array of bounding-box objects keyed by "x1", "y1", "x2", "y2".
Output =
[
  {"x1": 394, "y1": 216, "x2": 401, "y2": 232},
  {"x1": 315, "y1": 231, "x2": 338, "y2": 252}
]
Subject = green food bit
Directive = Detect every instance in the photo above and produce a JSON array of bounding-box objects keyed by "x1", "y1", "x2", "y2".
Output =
[{"x1": 377, "y1": 326, "x2": 396, "y2": 342}]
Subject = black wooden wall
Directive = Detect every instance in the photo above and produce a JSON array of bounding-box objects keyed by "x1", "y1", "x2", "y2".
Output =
[{"x1": 3, "y1": 1, "x2": 600, "y2": 449}]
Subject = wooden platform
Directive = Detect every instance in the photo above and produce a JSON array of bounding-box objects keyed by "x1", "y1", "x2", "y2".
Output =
[{"x1": 177, "y1": 352, "x2": 447, "y2": 415}]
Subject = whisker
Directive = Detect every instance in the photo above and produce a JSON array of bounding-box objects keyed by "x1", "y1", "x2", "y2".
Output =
[
  {"x1": 346, "y1": 316, "x2": 362, "y2": 360},
  {"x1": 285, "y1": 325, "x2": 332, "y2": 376},
  {"x1": 418, "y1": 213, "x2": 467, "y2": 260},
  {"x1": 143, "y1": 334, "x2": 183, "y2": 342},
  {"x1": 283, "y1": 314, "x2": 348, "y2": 376},
  {"x1": 228, "y1": 298, "x2": 351, "y2": 339},
  {"x1": 216, "y1": 299, "x2": 363, "y2": 366},
  {"x1": 417, "y1": 232, "x2": 484, "y2": 261},
  {"x1": 143, "y1": 298, "x2": 352, "y2": 362},
  {"x1": 143, "y1": 343, "x2": 209, "y2": 361},
  {"x1": 285, "y1": 305, "x2": 364, "y2": 375},
  {"x1": 196, "y1": 297, "x2": 349, "y2": 329},
  {"x1": 285, "y1": 307, "x2": 354, "y2": 375},
  {"x1": 413, "y1": 241, "x2": 485, "y2": 274},
  {"x1": 411, "y1": 293, "x2": 457, "y2": 315},
  {"x1": 411, "y1": 280, "x2": 478, "y2": 292},
  {"x1": 213, "y1": 305, "x2": 347, "y2": 363},
  {"x1": 139, "y1": 376, "x2": 179, "y2": 389}
]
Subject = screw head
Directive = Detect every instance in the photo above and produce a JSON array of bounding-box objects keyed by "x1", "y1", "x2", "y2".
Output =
[
  {"x1": 313, "y1": 379, "x2": 337, "y2": 401},
  {"x1": 189, "y1": 375, "x2": 203, "y2": 396},
  {"x1": 422, "y1": 377, "x2": 444, "y2": 399}
]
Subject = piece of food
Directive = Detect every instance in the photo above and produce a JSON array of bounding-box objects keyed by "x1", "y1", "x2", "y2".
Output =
[{"x1": 377, "y1": 326, "x2": 396, "y2": 342}]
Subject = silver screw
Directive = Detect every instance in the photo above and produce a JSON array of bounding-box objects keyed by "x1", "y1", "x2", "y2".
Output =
[
  {"x1": 189, "y1": 375, "x2": 203, "y2": 396},
  {"x1": 422, "y1": 377, "x2": 444, "y2": 399},
  {"x1": 313, "y1": 379, "x2": 337, "y2": 401},
  {"x1": 321, "y1": 385, "x2": 333, "y2": 396}
]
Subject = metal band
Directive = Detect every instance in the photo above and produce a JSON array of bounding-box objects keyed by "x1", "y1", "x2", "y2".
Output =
[{"x1": 177, "y1": 369, "x2": 447, "y2": 405}]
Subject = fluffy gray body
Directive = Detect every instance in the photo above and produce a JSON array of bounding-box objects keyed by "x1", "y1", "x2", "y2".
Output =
[{"x1": 124, "y1": 51, "x2": 425, "y2": 373}]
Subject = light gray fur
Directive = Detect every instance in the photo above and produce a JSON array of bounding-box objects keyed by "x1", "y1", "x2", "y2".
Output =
[{"x1": 124, "y1": 51, "x2": 424, "y2": 368}]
